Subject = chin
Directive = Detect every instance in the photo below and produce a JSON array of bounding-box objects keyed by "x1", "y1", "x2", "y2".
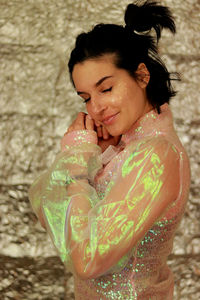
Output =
[{"x1": 107, "y1": 128, "x2": 123, "y2": 137}]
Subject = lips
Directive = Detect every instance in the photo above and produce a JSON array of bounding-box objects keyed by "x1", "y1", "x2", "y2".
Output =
[{"x1": 102, "y1": 113, "x2": 119, "y2": 125}]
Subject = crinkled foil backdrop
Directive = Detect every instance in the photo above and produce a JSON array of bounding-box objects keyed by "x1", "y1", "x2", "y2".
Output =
[{"x1": 0, "y1": 0, "x2": 199, "y2": 299}]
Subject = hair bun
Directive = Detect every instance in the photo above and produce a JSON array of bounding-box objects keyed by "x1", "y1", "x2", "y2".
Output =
[
  {"x1": 124, "y1": 1, "x2": 176, "y2": 40},
  {"x1": 124, "y1": 4, "x2": 140, "y2": 31}
]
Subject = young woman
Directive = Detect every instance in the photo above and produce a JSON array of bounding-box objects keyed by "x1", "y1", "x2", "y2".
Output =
[{"x1": 29, "y1": 1, "x2": 191, "y2": 299}]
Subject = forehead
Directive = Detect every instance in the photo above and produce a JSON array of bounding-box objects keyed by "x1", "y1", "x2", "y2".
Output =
[{"x1": 72, "y1": 55, "x2": 118, "y2": 88}]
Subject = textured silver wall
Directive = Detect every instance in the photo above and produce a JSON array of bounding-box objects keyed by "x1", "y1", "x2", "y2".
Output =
[{"x1": 0, "y1": 0, "x2": 200, "y2": 299}]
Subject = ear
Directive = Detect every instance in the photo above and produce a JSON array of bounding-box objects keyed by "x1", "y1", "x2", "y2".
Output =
[{"x1": 135, "y1": 63, "x2": 150, "y2": 88}]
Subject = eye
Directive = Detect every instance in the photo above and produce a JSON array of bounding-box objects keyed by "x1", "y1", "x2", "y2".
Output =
[
  {"x1": 81, "y1": 87, "x2": 112, "y2": 103},
  {"x1": 102, "y1": 87, "x2": 112, "y2": 93},
  {"x1": 83, "y1": 97, "x2": 90, "y2": 103}
]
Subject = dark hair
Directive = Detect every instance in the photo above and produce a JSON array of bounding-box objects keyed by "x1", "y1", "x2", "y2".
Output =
[{"x1": 68, "y1": 1, "x2": 179, "y2": 113}]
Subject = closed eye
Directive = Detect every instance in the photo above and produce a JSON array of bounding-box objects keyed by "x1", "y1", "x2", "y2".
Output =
[
  {"x1": 82, "y1": 87, "x2": 112, "y2": 103},
  {"x1": 102, "y1": 87, "x2": 112, "y2": 93},
  {"x1": 83, "y1": 97, "x2": 90, "y2": 103}
]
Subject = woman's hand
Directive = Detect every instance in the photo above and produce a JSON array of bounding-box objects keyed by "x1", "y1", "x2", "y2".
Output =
[
  {"x1": 66, "y1": 112, "x2": 94, "y2": 132},
  {"x1": 95, "y1": 121, "x2": 121, "y2": 152},
  {"x1": 66, "y1": 112, "x2": 121, "y2": 152}
]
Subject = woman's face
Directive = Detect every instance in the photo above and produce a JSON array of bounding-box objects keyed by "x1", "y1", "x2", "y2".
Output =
[{"x1": 72, "y1": 55, "x2": 153, "y2": 136}]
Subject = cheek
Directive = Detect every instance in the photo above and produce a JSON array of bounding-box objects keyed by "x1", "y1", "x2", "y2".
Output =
[
  {"x1": 109, "y1": 95, "x2": 120, "y2": 105},
  {"x1": 116, "y1": 83, "x2": 132, "y2": 103},
  {"x1": 111, "y1": 87, "x2": 127, "y2": 106}
]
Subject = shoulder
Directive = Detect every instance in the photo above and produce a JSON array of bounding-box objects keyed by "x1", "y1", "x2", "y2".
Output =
[{"x1": 126, "y1": 135, "x2": 180, "y2": 161}]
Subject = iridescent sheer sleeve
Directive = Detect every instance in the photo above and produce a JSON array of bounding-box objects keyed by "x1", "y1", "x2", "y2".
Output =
[
  {"x1": 29, "y1": 131, "x2": 180, "y2": 279},
  {"x1": 28, "y1": 130, "x2": 102, "y2": 266},
  {"x1": 65, "y1": 136, "x2": 180, "y2": 279}
]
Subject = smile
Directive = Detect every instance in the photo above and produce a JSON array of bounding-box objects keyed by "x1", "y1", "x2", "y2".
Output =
[{"x1": 102, "y1": 113, "x2": 119, "y2": 125}]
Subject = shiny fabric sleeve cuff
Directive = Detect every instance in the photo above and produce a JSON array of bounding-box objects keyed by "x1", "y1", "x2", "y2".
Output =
[{"x1": 61, "y1": 130, "x2": 98, "y2": 152}]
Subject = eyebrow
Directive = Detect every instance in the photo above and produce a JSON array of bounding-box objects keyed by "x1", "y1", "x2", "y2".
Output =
[{"x1": 77, "y1": 76, "x2": 113, "y2": 95}]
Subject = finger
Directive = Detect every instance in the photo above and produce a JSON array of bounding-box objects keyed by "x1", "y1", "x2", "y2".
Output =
[
  {"x1": 66, "y1": 112, "x2": 86, "y2": 133},
  {"x1": 67, "y1": 123, "x2": 76, "y2": 133},
  {"x1": 64, "y1": 130, "x2": 69, "y2": 136},
  {"x1": 97, "y1": 125, "x2": 103, "y2": 137},
  {"x1": 113, "y1": 135, "x2": 121, "y2": 144},
  {"x1": 76, "y1": 112, "x2": 86, "y2": 127},
  {"x1": 95, "y1": 120, "x2": 101, "y2": 127},
  {"x1": 71, "y1": 112, "x2": 86, "y2": 131},
  {"x1": 85, "y1": 114, "x2": 94, "y2": 130},
  {"x1": 102, "y1": 126, "x2": 109, "y2": 140},
  {"x1": 94, "y1": 120, "x2": 103, "y2": 137}
]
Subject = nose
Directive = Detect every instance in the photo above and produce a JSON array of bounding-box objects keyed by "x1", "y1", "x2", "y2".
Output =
[{"x1": 90, "y1": 96, "x2": 107, "y2": 115}]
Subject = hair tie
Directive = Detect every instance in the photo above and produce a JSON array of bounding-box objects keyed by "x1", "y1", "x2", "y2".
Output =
[{"x1": 124, "y1": 24, "x2": 151, "y2": 37}]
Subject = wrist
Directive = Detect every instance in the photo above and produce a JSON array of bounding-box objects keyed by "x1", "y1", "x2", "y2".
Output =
[{"x1": 61, "y1": 130, "x2": 98, "y2": 151}]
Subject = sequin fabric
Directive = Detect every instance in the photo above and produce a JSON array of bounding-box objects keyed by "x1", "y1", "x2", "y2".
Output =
[{"x1": 29, "y1": 103, "x2": 190, "y2": 299}]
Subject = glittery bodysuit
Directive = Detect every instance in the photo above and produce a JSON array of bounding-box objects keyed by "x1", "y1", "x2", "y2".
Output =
[{"x1": 29, "y1": 103, "x2": 190, "y2": 299}]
